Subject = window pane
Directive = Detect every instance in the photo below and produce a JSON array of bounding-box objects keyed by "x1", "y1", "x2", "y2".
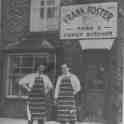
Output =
[
  {"x1": 12, "y1": 78, "x2": 20, "y2": 96},
  {"x1": 14, "y1": 67, "x2": 20, "y2": 73},
  {"x1": 20, "y1": 67, "x2": 33, "y2": 74},
  {"x1": 35, "y1": 56, "x2": 47, "y2": 67},
  {"x1": 8, "y1": 78, "x2": 13, "y2": 95},
  {"x1": 9, "y1": 56, "x2": 20, "y2": 73},
  {"x1": 86, "y1": 64, "x2": 105, "y2": 90},
  {"x1": 47, "y1": 0, "x2": 55, "y2": 5},
  {"x1": 14, "y1": 56, "x2": 20, "y2": 65},
  {"x1": 8, "y1": 76, "x2": 20, "y2": 96},
  {"x1": 22, "y1": 56, "x2": 33, "y2": 67},
  {"x1": 40, "y1": 0, "x2": 44, "y2": 6},
  {"x1": 47, "y1": 7, "x2": 56, "y2": 18},
  {"x1": 40, "y1": 8, "x2": 44, "y2": 18}
]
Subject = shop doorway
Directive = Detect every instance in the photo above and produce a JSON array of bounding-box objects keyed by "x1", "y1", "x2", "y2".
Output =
[{"x1": 83, "y1": 50, "x2": 110, "y2": 122}]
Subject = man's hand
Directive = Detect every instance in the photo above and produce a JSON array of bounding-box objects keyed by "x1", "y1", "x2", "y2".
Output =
[
  {"x1": 26, "y1": 87, "x2": 31, "y2": 92},
  {"x1": 22, "y1": 84, "x2": 31, "y2": 92},
  {"x1": 54, "y1": 99, "x2": 57, "y2": 105}
]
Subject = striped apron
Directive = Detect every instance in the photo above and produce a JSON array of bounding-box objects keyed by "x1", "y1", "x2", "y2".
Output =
[
  {"x1": 28, "y1": 76, "x2": 47, "y2": 120},
  {"x1": 56, "y1": 76, "x2": 77, "y2": 122}
]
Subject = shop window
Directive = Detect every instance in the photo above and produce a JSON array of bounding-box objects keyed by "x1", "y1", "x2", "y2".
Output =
[
  {"x1": 6, "y1": 53, "x2": 55, "y2": 98},
  {"x1": 30, "y1": 0, "x2": 60, "y2": 32}
]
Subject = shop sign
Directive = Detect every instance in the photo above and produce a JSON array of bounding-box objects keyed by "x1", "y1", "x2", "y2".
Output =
[
  {"x1": 60, "y1": 2, "x2": 118, "y2": 39},
  {"x1": 79, "y1": 39, "x2": 114, "y2": 50}
]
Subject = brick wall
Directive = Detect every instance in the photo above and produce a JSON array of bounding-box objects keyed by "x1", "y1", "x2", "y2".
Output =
[
  {"x1": 109, "y1": 1, "x2": 124, "y2": 123},
  {"x1": 62, "y1": 40, "x2": 83, "y2": 78}
]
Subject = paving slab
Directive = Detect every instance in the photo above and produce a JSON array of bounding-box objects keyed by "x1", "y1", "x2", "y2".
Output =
[{"x1": 0, "y1": 118, "x2": 105, "y2": 124}]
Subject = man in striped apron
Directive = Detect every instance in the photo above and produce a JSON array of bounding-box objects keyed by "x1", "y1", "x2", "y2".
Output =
[
  {"x1": 55, "y1": 64, "x2": 81, "y2": 124},
  {"x1": 19, "y1": 65, "x2": 53, "y2": 124}
]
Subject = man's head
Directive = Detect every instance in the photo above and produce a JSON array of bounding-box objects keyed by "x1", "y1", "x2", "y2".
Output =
[
  {"x1": 61, "y1": 64, "x2": 70, "y2": 74},
  {"x1": 37, "y1": 64, "x2": 46, "y2": 74}
]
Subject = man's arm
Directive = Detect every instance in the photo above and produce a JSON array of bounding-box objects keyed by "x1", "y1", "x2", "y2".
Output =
[
  {"x1": 19, "y1": 78, "x2": 31, "y2": 92},
  {"x1": 71, "y1": 74, "x2": 81, "y2": 107},
  {"x1": 18, "y1": 73, "x2": 35, "y2": 92},
  {"x1": 72, "y1": 74, "x2": 81, "y2": 95},
  {"x1": 44, "y1": 75, "x2": 53, "y2": 94},
  {"x1": 47, "y1": 76, "x2": 53, "y2": 89},
  {"x1": 54, "y1": 76, "x2": 61, "y2": 99}
]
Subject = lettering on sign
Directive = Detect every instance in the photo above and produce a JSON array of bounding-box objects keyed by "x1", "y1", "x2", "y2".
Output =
[{"x1": 63, "y1": 7, "x2": 114, "y2": 24}]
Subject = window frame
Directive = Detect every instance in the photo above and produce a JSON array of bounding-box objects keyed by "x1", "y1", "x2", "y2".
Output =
[
  {"x1": 30, "y1": 0, "x2": 60, "y2": 32},
  {"x1": 6, "y1": 52, "x2": 56, "y2": 99}
]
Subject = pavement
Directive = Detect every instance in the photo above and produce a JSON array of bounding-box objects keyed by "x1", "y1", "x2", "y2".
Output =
[
  {"x1": 0, "y1": 118, "x2": 106, "y2": 124},
  {"x1": 0, "y1": 118, "x2": 27, "y2": 124}
]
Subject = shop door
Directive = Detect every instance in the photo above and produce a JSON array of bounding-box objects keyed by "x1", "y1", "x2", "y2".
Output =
[{"x1": 83, "y1": 50, "x2": 110, "y2": 122}]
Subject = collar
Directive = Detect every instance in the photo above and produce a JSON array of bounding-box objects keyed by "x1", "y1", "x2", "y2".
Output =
[
  {"x1": 63, "y1": 72, "x2": 71, "y2": 76},
  {"x1": 36, "y1": 73, "x2": 44, "y2": 77}
]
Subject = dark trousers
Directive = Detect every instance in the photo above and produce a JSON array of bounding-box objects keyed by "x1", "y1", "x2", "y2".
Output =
[
  {"x1": 28, "y1": 119, "x2": 44, "y2": 124},
  {"x1": 70, "y1": 121, "x2": 75, "y2": 124}
]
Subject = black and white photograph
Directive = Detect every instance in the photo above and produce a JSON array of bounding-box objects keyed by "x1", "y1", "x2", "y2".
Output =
[{"x1": 0, "y1": 0, "x2": 123, "y2": 124}]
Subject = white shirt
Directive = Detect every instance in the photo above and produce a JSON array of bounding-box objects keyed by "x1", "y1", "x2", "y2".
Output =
[
  {"x1": 54, "y1": 72, "x2": 81, "y2": 99},
  {"x1": 19, "y1": 73, "x2": 53, "y2": 94}
]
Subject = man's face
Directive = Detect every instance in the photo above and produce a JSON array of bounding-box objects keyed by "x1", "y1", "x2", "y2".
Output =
[
  {"x1": 38, "y1": 65, "x2": 45, "y2": 74},
  {"x1": 61, "y1": 67, "x2": 69, "y2": 74}
]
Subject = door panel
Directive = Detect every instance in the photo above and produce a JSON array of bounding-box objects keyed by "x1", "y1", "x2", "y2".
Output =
[{"x1": 84, "y1": 50, "x2": 109, "y2": 121}]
